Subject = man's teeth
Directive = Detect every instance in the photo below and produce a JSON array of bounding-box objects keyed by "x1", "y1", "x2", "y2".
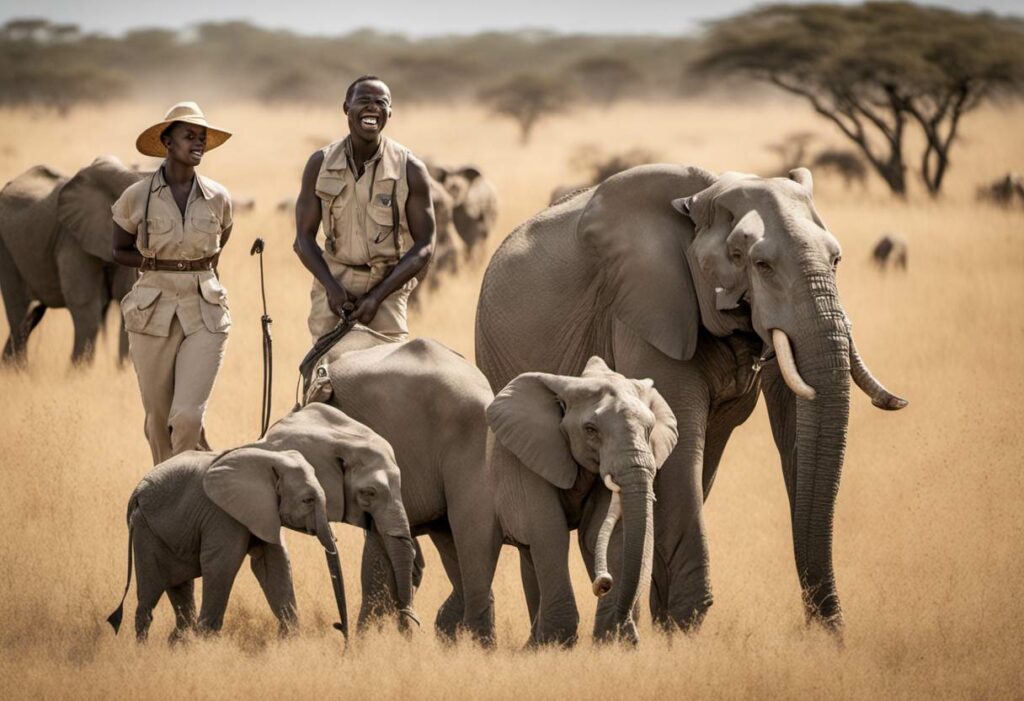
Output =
[{"x1": 362, "y1": 117, "x2": 379, "y2": 126}]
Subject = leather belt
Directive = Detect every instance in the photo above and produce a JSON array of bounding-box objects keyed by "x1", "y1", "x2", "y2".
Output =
[{"x1": 139, "y1": 256, "x2": 215, "y2": 272}]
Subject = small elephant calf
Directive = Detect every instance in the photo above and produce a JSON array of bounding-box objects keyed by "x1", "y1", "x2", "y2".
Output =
[{"x1": 108, "y1": 446, "x2": 336, "y2": 642}]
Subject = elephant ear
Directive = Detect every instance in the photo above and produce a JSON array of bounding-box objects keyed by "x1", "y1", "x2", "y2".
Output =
[
  {"x1": 203, "y1": 446, "x2": 283, "y2": 544},
  {"x1": 57, "y1": 155, "x2": 144, "y2": 262},
  {"x1": 633, "y1": 379, "x2": 679, "y2": 469},
  {"x1": 578, "y1": 164, "x2": 715, "y2": 361},
  {"x1": 487, "y1": 373, "x2": 578, "y2": 490}
]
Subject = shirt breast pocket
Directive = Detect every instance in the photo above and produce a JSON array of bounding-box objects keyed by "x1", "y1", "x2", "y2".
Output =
[{"x1": 189, "y1": 207, "x2": 223, "y2": 257}]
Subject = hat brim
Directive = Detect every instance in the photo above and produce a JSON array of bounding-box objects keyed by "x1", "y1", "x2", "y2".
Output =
[{"x1": 135, "y1": 116, "x2": 232, "y2": 158}]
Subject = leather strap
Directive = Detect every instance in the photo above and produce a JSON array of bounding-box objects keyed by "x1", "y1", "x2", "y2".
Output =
[{"x1": 139, "y1": 256, "x2": 215, "y2": 272}]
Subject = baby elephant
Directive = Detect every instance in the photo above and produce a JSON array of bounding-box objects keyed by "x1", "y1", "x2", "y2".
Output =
[
  {"x1": 108, "y1": 446, "x2": 335, "y2": 642},
  {"x1": 487, "y1": 356, "x2": 678, "y2": 645}
]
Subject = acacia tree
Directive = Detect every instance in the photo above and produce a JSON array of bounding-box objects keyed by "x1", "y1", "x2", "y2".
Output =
[
  {"x1": 480, "y1": 73, "x2": 568, "y2": 144},
  {"x1": 695, "y1": 3, "x2": 1024, "y2": 196},
  {"x1": 571, "y1": 56, "x2": 641, "y2": 107}
]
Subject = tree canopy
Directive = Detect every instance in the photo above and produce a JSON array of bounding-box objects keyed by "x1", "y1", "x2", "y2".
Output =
[{"x1": 695, "y1": 2, "x2": 1024, "y2": 195}]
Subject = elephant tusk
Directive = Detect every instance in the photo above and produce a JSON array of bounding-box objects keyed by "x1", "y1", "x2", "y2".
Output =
[
  {"x1": 848, "y1": 335, "x2": 908, "y2": 411},
  {"x1": 592, "y1": 486, "x2": 622, "y2": 597},
  {"x1": 772, "y1": 329, "x2": 816, "y2": 400}
]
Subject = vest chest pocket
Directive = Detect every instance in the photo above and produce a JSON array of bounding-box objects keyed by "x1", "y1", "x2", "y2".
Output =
[
  {"x1": 198, "y1": 276, "x2": 231, "y2": 333},
  {"x1": 367, "y1": 197, "x2": 400, "y2": 261}
]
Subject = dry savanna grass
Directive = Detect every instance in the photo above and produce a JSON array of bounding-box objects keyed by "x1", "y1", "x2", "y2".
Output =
[{"x1": 0, "y1": 98, "x2": 1021, "y2": 699}]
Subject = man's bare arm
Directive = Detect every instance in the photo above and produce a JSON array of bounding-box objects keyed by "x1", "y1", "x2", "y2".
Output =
[
  {"x1": 292, "y1": 150, "x2": 353, "y2": 317},
  {"x1": 350, "y1": 155, "x2": 436, "y2": 324}
]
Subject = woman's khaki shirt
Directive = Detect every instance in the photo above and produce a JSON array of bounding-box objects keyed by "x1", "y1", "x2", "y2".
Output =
[{"x1": 112, "y1": 167, "x2": 233, "y2": 337}]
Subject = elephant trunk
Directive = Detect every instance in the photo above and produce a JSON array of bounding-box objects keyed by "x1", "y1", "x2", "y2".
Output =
[
  {"x1": 377, "y1": 506, "x2": 419, "y2": 630},
  {"x1": 790, "y1": 272, "x2": 851, "y2": 631},
  {"x1": 592, "y1": 475, "x2": 622, "y2": 597},
  {"x1": 314, "y1": 499, "x2": 335, "y2": 553},
  {"x1": 611, "y1": 468, "x2": 655, "y2": 640}
]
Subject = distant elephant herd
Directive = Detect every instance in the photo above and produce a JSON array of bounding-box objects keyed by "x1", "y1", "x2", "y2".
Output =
[
  {"x1": 0, "y1": 155, "x2": 497, "y2": 365},
  {"x1": 4, "y1": 159, "x2": 911, "y2": 648}
]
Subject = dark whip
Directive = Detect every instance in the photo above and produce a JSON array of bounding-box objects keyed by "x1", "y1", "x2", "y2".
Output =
[{"x1": 250, "y1": 238, "x2": 273, "y2": 437}]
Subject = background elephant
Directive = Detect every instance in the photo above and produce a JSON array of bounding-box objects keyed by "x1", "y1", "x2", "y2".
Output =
[
  {"x1": 109, "y1": 446, "x2": 335, "y2": 642},
  {"x1": 314, "y1": 337, "x2": 502, "y2": 644},
  {"x1": 487, "y1": 356, "x2": 678, "y2": 645},
  {"x1": 409, "y1": 176, "x2": 464, "y2": 307},
  {"x1": 0, "y1": 156, "x2": 141, "y2": 365},
  {"x1": 425, "y1": 161, "x2": 498, "y2": 258},
  {"x1": 871, "y1": 234, "x2": 908, "y2": 271},
  {"x1": 476, "y1": 164, "x2": 906, "y2": 635}
]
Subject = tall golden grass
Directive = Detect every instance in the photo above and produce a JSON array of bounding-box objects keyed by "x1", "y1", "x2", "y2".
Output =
[{"x1": 0, "y1": 99, "x2": 1021, "y2": 699}]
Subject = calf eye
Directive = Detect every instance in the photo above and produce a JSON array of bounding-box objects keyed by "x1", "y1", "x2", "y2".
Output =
[
  {"x1": 584, "y1": 424, "x2": 598, "y2": 437},
  {"x1": 755, "y1": 260, "x2": 774, "y2": 275},
  {"x1": 302, "y1": 497, "x2": 315, "y2": 505}
]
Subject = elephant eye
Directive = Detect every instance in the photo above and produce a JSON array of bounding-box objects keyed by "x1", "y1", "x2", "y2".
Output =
[
  {"x1": 755, "y1": 260, "x2": 774, "y2": 275},
  {"x1": 584, "y1": 424, "x2": 599, "y2": 437},
  {"x1": 302, "y1": 496, "x2": 315, "y2": 505},
  {"x1": 729, "y1": 250, "x2": 743, "y2": 264},
  {"x1": 832, "y1": 255, "x2": 842, "y2": 270}
]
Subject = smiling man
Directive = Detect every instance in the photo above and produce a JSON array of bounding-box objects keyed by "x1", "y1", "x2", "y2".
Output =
[{"x1": 294, "y1": 75, "x2": 435, "y2": 352}]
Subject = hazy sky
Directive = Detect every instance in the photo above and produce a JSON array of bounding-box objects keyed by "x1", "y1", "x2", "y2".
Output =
[{"x1": 1, "y1": 0, "x2": 1020, "y2": 37}]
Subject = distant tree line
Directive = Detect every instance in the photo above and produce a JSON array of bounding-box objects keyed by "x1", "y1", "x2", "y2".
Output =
[
  {"x1": 2, "y1": 4, "x2": 1022, "y2": 195},
  {"x1": 0, "y1": 18, "x2": 702, "y2": 110}
]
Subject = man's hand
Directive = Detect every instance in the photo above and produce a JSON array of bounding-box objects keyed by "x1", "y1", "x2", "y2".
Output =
[
  {"x1": 326, "y1": 283, "x2": 355, "y2": 319},
  {"x1": 350, "y1": 290, "x2": 382, "y2": 325}
]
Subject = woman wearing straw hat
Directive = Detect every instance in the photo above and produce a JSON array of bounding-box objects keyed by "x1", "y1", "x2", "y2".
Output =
[{"x1": 112, "y1": 101, "x2": 234, "y2": 464}]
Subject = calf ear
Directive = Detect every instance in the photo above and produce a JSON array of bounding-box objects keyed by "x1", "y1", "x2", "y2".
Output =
[
  {"x1": 633, "y1": 380, "x2": 679, "y2": 469},
  {"x1": 487, "y1": 373, "x2": 578, "y2": 490},
  {"x1": 203, "y1": 446, "x2": 282, "y2": 544}
]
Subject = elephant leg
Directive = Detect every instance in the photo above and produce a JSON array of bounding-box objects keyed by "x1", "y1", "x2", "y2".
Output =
[
  {"x1": 613, "y1": 320, "x2": 713, "y2": 633},
  {"x1": 427, "y1": 529, "x2": 465, "y2": 642},
  {"x1": 249, "y1": 542, "x2": 299, "y2": 635},
  {"x1": 0, "y1": 236, "x2": 42, "y2": 364},
  {"x1": 57, "y1": 241, "x2": 106, "y2": 366},
  {"x1": 702, "y1": 389, "x2": 762, "y2": 500},
  {"x1": 525, "y1": 515, "x2": 577, "y2": 646},
  {"x1": 196, "y1": 530, "x2": 249, "y2": 634},
  {"x1": 517, "y1": 548, "x2": 541, "y2": 644},
  {"x1": 446, "y1": 468, "x2": 502, "y2": 645},
  {"x1": 165, "y1": 580, "x2": 196, "y2": 644},
  {"x1": 358, "y1": 528, "x2": 399, "y2": 632},
  {"x1": 131, "y1": 521, "x2": 167, "y2": 643}
]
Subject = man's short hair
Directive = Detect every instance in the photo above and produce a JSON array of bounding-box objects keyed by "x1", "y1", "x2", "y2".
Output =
[{"x1": 345, "y1": 75, "x2": 388, "y2": 104}]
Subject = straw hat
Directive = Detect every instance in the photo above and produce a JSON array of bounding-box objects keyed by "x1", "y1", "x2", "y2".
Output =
[{"x1": 135, "y1": 101, "x2": 232, "y2": 157}]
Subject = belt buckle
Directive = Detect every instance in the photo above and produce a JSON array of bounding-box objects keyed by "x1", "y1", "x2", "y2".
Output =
[{"x1": 177, "y1": 261, "x2": 185, "y2": 270}]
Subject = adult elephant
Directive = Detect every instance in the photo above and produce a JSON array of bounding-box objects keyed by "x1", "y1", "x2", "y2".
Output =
[
  {"x1": 476, "y1": 164, "x2": 907, "y2": 634},
  {"x1": 0, "y1": 156, "x2": 141, "y2": 365},
  {"x1": 313, "y1": 337, "x2": 501, "y2": 644},
  {"x1": 426, "y1": 162, "x2": 498, "y2": 258}
]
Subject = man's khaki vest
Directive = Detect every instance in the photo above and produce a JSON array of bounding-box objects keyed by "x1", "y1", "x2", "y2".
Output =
[{"x1": 314, "y1": 136, "x2": 411, "y2": 272}]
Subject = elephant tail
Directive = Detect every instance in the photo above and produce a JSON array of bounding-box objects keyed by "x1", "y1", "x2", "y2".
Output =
[{"x1": 107, "y1": 497, "x2": 138, "y2": 634}]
